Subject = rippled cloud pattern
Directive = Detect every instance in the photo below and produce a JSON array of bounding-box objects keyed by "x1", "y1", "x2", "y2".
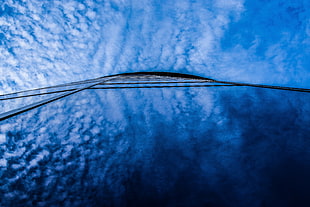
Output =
[{"x1": 1, "y1": 0, "x2": 310, "y2": 206}]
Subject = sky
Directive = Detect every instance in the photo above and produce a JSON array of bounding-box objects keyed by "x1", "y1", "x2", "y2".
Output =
[
  {"x1": 1, "y1": 0, "x2": 310, "y2": 92},
  {"x1": 0, "y1": 0, "x2": 310, "y2": 206}
]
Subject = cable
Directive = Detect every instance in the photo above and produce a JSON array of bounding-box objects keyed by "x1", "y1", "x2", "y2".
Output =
[
  {"x1": 0, "y1": 72, "x2": 309, "y2": 122},
  {"x1": 92, "y1": 84, "x2": 236, "y2": 90},
  {"x1": 214, "y1": 81, "x2": 310, "y2": 93},
  {"x1": 0, "y1": 77, "x2": 210, "y2": 98},
  {"x1": 0, "y1": 77, "x2": 117, "y2": 122},
  {"x1": 1, "y1": 78, "x2": 309, "y2": 101},
  {"x1": 0, "y1": 81, "x2": 230, "y2": 101},
  {"x1": 0, "y1": 76, "x2": 109, "y2": 98}
]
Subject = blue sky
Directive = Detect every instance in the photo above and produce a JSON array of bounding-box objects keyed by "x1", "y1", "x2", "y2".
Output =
[
  {"x1": 1, "y1": 0, "x2": 309, "y2": 92},
  {"x1": 0, "y1": 1, "x2": 310, "y2": 206}
]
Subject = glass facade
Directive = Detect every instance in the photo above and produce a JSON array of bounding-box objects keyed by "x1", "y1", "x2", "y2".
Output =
[{"x1": 0, "y1": 75, "x2": 310, "y2": 206}]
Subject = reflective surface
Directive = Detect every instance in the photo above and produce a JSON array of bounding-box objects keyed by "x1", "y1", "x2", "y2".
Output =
[{"x1": 1, "y1": 87, "x2": 309, "y2": 206}]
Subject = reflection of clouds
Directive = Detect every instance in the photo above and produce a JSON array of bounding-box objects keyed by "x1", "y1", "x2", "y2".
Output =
[
  {"x1": 0, "y1": 87, "x2": 217, "y2": 206},
  {"x1": 1, "y1": 87, "x2": 309, "y2": 206}
]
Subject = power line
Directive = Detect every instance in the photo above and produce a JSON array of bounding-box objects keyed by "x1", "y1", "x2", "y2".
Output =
[
  {"x1": 0, "y1": 83, "x2": 234, "y2": 101},
  {"x1": 0, "y1": 80, "x2": 211, "y2": 100},
  {"x1": 0, "y1": 77, "x2": 117, "y2": 121},
  {"x1": 0, "y1": 72, "x2": 309, "y2": 122},
  {"x1": 214, "y1": 80, "x2": 310, "y2": 93},
  {"x1": 0, "y1": 74, "x2": 212, "y2": 98},
  {"x1": 0, "y1": 76, "x2": 109, "y2": 98}
]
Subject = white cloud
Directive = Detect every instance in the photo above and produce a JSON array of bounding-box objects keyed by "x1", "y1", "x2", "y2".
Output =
[
  {"x1": 0, "y1": 134, "x2": 6, "y2": 144},
  {"x1": 0, "y1": 158, "x2": 7, "y2": 167}
]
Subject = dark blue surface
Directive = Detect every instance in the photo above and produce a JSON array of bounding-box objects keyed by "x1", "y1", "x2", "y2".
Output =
[{"x1": 1, "y1": 87, "x2": 310, "y2": 206}]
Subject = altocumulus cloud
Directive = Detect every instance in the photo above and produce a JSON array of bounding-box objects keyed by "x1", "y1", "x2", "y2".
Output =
[{"x1": 0, "y1": 0, "x2": 244, "y2": 93}]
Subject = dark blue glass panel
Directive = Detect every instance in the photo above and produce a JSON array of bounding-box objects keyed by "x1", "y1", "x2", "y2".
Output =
[{"x1": 0, "y1": 87, "x2": 309, "y2": 206}]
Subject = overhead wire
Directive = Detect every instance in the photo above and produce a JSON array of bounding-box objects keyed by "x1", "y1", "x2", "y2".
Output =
[
  {"x1": 0, "y1": 76, "x2": 118, "y2": 121},
  {"x1": 213, "y1": 80, "x2": 310, "y2": 93},
  {"x1": 0, "y1": 75, "x2": 110, "y2": 98},
  {"x1": 0, "y1": 72, "x2": 309, "y2": 122},
  {"x1": 0, "y1": 83, "x2": 234, "y2": 101}
]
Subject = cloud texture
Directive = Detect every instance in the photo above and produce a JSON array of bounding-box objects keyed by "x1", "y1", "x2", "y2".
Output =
[{"x1": 0, "y1": 0, "x2": 310, "y2": 206}]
